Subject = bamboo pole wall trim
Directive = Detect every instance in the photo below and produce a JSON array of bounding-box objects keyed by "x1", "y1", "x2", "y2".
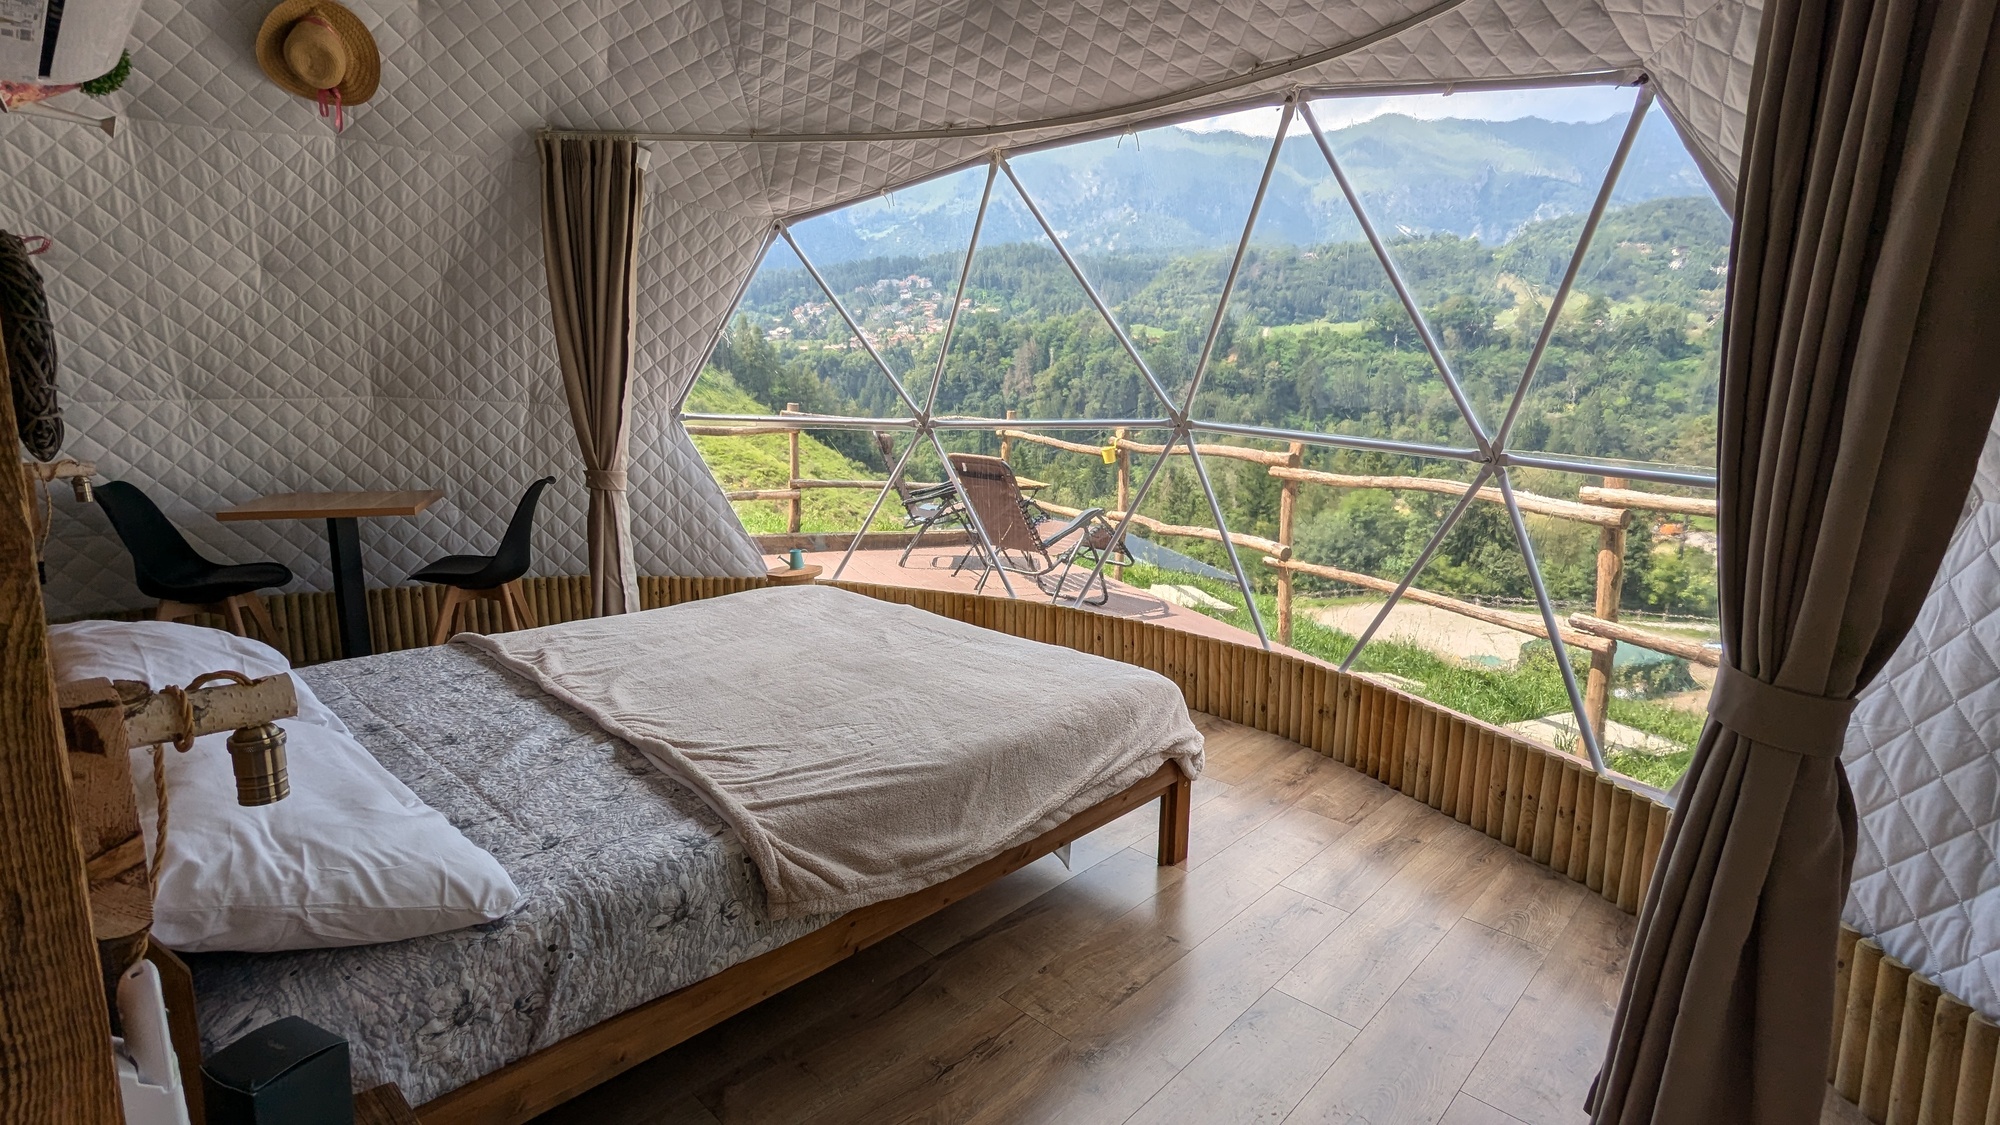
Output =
[
  {"x1": 80, "y1": 576, "x2": 1962, "y2": 1123},
  {"x1": 1829, "y1": 925, "x2": 2000, "y2": 1125}
]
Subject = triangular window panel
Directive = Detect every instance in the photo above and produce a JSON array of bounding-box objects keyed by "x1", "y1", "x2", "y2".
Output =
[
  {"x1": 1205, "y1": 109, "x2": 1488, "y2": 456},
  {"x1": 698, "y1": 234, "x2": 917, "y2": 421},
  {"x1": 1497, "y1": 111, "x2": 1732, "y2": 474},
  {"x1": 928, "y1": 181, "x2": 1163, "y2": 423},
  {"x1": 1289, "y1": 460, "x2": 1499, "y2": 660},
  {"x1": 1307, "y1": 86, "x2": 1642, "y2": 436},
  {"x1": 1005, "y1": 108, "x2": 1281, "y2": 406},
  {"x1": 688, "y1": 237, "x2": 913, "y2": 535},
  {"x1": 784, "y1": 164, "x2": 994, "y2": 417}
]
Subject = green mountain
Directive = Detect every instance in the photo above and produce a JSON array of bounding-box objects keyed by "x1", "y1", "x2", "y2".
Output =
[{"x1": 789, "y1": 113, "x2": 1713, "y2": 262}]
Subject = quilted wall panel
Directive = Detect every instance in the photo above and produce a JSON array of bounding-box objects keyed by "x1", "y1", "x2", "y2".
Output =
[
  {"x1": 1, "y1": 0, "x2": 1747, "y2": 616},
  {"x1": 1600, "y1": 0, "x2": 1761, "y2": 191},
  {"x1": 1846, "y1": 411, "x2": 2000, "y2": 1021},
  {"x1": 2, "y1": 1, "x2": 778, "y2": 619}
]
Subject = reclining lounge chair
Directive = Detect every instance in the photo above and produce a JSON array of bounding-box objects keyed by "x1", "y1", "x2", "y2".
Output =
[{"x1": 945, "y1": 452, "x2": 1131, "y2": 605}]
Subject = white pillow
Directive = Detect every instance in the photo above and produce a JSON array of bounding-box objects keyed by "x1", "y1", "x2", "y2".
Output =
[
  {"x1": 49, "y1": 619, "x2": 342, "y2": 728},
  {"x1": 49, "y1": 620, "x2": 522, "y2": 952}
]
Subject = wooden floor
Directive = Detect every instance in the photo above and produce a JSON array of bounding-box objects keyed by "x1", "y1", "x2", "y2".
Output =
[{"x1": 530, "y1": 714, "x2": 1636, "y2": 1125}]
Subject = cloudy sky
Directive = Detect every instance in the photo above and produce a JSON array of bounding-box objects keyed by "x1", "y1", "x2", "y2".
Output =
[{"x1": 1183, "y1": 84, "x2": 1644, "y2": 135}]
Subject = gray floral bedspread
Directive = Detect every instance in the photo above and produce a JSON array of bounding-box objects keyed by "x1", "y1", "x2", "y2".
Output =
[{"x1": 186, "y1": 645, "x2": 830, "y2": 1105}]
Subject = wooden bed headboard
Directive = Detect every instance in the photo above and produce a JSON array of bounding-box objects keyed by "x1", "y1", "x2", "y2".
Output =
[{"x1": 0, "y1": 349, "x2": 124, "y2": 1118}]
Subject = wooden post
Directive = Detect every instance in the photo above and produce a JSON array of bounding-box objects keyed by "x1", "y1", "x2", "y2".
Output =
[
  {"x1": 1584, "y1": 476, "x2": 1629, "y2": 748},
  {"x1": 999, "y1": 409, "x2": 1016, "y2": 463},
  {"x1": 0, "y1": 354, "x2": 124, "y2": 1119},
  {"x1": 1275, "y1": 442, "x2": 1303, "y2": 646},
  {"x1": 784, "y1": 403, "x2": 802, "y2": 534},
  {"x1": 1114, "y1": 428, "x2": 1131, "y2": 513},
  {"x1": 1113, "y1": 427, "x2": 1129, "y2": 581}
]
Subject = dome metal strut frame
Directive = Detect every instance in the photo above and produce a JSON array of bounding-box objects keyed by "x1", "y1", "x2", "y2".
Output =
[{"x1": 685, "y1": 76, "x2": 1722, "y2": 776}]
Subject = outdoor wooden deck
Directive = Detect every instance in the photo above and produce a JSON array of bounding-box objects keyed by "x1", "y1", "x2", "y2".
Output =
[
  {"x1": 533, "y1": 715, "x2": 1637, "y2": 1125},
  {"x1": 775, "y1": 544, "x2": 1296, "y2": 653}
]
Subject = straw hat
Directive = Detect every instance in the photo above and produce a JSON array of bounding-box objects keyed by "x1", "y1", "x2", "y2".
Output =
[{"x1": 256, "y1": 0, "x2": 379, "y2": 107}]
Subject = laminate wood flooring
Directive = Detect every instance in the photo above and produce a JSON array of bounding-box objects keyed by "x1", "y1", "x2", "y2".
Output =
[{"x1": 525, "y1": 714, "x2": 1688, "y2": 1124}]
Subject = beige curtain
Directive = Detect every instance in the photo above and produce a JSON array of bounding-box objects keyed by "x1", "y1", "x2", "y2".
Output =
[
  {"x1": 539, "y1": 135, "x2": 645, "y2": 616},
  {"x1": 1589, "y1": 0, "x2": 2000, "y2": 1119}
]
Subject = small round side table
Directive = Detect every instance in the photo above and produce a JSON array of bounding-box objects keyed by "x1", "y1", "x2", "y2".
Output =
[{"x1": 766, "y1": 563, "x2": 823, "y2": 586}]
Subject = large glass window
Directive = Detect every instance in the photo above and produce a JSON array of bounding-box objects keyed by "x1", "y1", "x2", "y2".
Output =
[{"x1": 683, "y1": 79, "x2": 1727, "y2": 790}]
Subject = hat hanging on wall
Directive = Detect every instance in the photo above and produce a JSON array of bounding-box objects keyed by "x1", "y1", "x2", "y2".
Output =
[{"x1": 255, "y1": 1, "x2": 378, "y2": 132}]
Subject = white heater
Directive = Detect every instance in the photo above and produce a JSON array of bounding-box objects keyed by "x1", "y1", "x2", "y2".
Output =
[{"x1": 0, "y1": 0, "x2": 142, "y2": 84}]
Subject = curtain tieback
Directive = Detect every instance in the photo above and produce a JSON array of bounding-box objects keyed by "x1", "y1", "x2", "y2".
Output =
[
  {"x1": 1709, "y1": 664, "x2": 1857, "y2": 758},
  {"x1": 585, "y1": 469, "x2": 629, "y2": 492}
]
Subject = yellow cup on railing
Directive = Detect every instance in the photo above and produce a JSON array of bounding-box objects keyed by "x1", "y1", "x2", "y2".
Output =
[{"x1": 1100, "y1": 445, "x2": 1117, "y2": 465}]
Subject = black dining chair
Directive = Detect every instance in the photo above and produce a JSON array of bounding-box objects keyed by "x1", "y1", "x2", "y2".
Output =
[
  {"x1": 411, "y1": 476, "x2": 555, "y2": 645},
  {"x1": 96, "y1": 480, "x2": 294, "y2": 640}
]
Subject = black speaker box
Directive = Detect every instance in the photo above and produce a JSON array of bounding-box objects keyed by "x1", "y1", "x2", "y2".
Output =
[{"x1": 201, "y1": 1016, "x2": 354, "y2": 1125}]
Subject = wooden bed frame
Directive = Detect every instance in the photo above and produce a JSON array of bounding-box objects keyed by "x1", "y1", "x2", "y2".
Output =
[
  {"x1": 7, "y1": 406, "x2": 1196, "y2": 1120},
  {"x1": 87, "y1": 693, "x2": 1191, "y2": 1123},
  {"x1": 416, "y1": 762, "x2": 1192, "y2": 1125},
  {"x1": 92, "y1": 676, "x2": 1191, "y2": 1124}
]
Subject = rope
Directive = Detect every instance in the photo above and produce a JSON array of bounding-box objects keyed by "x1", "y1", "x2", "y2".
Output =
[
  {"x1": 32, "y1": 471, "x2": 52, "y2": 559},
  {"x1": 25, "y1": 459, "x2": 89, "y2": 566},
  {"x1": 146, "y1": 669, "x2": 256, "y2": 886},
  {"x1": 0, "y1": 228, "x2": 62, "y2": 459},
  {"x1": 147, "y1": 743, "x2": 167, "y2": 894}
]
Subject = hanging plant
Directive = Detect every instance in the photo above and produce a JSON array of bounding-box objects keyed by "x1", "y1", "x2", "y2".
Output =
[{"x1": 79, "y1": 50, "x2": 132, "y2": 97}]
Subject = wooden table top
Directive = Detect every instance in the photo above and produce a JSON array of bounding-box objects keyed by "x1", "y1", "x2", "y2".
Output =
[
  {"x1": 215, "y1": 489, "x2": 445, "y2": 522},
  {"x1": 766, "y1": 563, "x2": 824, "y2": 585}
]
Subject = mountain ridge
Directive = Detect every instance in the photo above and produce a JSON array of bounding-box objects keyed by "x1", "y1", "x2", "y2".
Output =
[{"x1": 784, "y1": 112, "x2": 1714, "y2": 264}]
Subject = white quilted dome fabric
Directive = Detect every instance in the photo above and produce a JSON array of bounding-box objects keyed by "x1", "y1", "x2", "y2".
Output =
[
  {"x1": 0, "y1": 0, "x2": 1761, "y2": 615},
  {"x1": 1846, "y1": 414, "x2": 2000, "y2": 1019}
]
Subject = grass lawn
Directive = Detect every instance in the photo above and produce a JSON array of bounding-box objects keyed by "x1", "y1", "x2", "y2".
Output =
[
  {"x1": 1124, "y1": 562, "x2": 1697, "y2": 788},
  {"x1": 685, "y1": 371, "x2": 904, "y2": 536}
]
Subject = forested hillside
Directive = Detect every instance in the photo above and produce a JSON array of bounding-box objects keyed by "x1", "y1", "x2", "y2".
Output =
[
  {"x1": 692, "y1": 114, "x2": 1728, "y2": 622},
  {"x1": 724, "y1": 195, "x2": 1726, "y2": 466}
]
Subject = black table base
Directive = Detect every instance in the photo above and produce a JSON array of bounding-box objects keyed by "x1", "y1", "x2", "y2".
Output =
[{"x1": 325, "y1": 517, "x2": 371, "y2": 659}]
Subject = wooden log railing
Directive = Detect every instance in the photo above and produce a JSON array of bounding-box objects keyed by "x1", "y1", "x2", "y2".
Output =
[
  {"x1": 1268, "y1": 467, "x2": 1630, "y2": 528},
  {"x1": 1036, "y1": 499, "x2": 1291, "y2": 560},
  {"x1": 1568, "y1": 613, "x2": 1722, "y2": 667},
  {"x1": 999, "y1": 428, "x2": 1295, "y2": 466},
  {"x1": 791, "y1": 478, "x2": 912, "y2": 490},
  {"x1": 682, "y1": 424, "x2": 801, "y2": 437},
  {"x1": 687, "y1": 411, "x2": 1723, "y2": 747},
  {"x1": 1263, "y1": 557, "x2": 1614, "y2": 654},
  {"x1": 1578, "y1": 485, "x2": 1720, "y2": 517},
  {"x1": 695, "y1": 408, "x2": 1063, "y2": 532}
]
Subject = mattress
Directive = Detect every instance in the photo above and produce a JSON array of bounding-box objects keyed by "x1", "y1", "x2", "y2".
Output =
[
  {"x1": 464, "y1": 585, "x2": 1204, "y2": 920},
  {"x1": 187, "y1": 643, "x2": 831, "y2": 1104}
]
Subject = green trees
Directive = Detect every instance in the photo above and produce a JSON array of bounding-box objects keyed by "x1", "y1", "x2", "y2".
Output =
[{"x1": 698, "y1": 194, "x2": 1726, "y2": 617}]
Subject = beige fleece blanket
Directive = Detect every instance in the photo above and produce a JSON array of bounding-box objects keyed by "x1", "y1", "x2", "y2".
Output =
[{"x1": 458, "y1": 585, "x2": 1202, "y2": 919}]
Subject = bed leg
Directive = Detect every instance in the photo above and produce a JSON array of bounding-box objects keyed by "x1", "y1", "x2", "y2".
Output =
[{"x1": 1157, "y1": 777, "x2": 1191, "y2": 866}]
